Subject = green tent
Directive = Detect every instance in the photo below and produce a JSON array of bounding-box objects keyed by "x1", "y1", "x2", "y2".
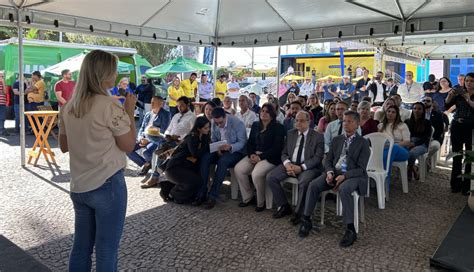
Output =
[{"x1": 145, "y1": 57, "x2": 212, "y2": 77}]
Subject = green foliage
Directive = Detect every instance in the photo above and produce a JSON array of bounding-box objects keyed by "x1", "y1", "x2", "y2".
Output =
[{"x1": 64, "y1": 33, "x2": 178, "y2": 66}]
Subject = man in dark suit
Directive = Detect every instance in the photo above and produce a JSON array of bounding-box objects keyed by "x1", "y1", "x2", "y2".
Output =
[
  {"x1": 423, "y1": 96, "x2": 445, "y2": 167},
  {"x1": 267, "y1": 111, "x2": 324, "y2": 222},
  {"x1": 368, "y1": 71, "x2": 388, "y2": 107},
  {"x1": 386, "y1": 78, "x2": 398, "y2": 96},
  {"x1": 299, "y1": 110, "x2": 370, "y2": 248}
]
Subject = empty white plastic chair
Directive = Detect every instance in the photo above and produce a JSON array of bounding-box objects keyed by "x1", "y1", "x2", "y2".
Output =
[{"x1": 364, "y1": 133, "x2": 393, "y2": 209}]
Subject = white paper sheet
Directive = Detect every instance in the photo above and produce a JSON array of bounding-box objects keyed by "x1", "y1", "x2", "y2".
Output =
[{"x1": 210, "y1": 140, "x2": 227, "y2": 153}]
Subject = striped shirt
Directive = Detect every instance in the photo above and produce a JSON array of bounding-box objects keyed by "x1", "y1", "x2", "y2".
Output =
[{"x1": 0, "y1": 83, "x2": 6, "y2": 105}]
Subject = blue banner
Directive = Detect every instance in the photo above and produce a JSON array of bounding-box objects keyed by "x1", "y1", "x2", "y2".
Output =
[
  {"x1": 339, "y1": 46, "x2": 345, "y2": 76},
  {"x1": 203, "y1": 47, "x2": 214, "y2": 65}
]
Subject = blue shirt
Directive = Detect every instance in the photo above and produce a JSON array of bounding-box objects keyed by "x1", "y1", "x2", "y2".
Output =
[
  {"x1": 111, "y1": 86, "x2": 134, "y2": 104},
  {"x1": 198, "y1": 82, "x2": 214, "y2": 99},
  {"x1": 323, "y1": 84, "x2": 337, "y2": 101},
  {"x1": 338, "y1": 83, "x2": 355, "y2": 100}
]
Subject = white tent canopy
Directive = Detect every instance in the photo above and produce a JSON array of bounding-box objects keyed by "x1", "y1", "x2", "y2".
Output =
[{"x1": 0, "y1": 0, "x2": 473, "y2": 47}]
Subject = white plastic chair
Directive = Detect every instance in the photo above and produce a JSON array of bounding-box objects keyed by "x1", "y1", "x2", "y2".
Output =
[
  {"x1": 264, "y1": 177, "x2": 299, "y2": 210},
  {"x1": 364, "y1": 133, "x2": 393, "y2": 209},
  {"x1": 319, "y1": 148, "x2": 371, "y2": 233},
  {"x1": 320, "y1": 190, "x2": 365, "y2": 233},
  {"x1": 209, "y1": 165, "x2": 239, "y2": 200},
  {"x1": 417, "y1": 126, "x2": 434, "y2": 182}
]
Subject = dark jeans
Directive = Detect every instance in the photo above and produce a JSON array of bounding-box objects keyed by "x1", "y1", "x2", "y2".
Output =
[
  {"x1": 69, "y1": 169, "x2": 127, "y2": 272},
  {"x1": 14, "y1": 103, "x2": 31, "y2": 132},
  {"x1": 450, "y1": 121, "x2": 473, "y2": 193},
  {"x1": 198, "y1": 152, "x2": 244, "y2": 200},
  {"x1": 0, "y1": 105, "x2": 5, "y2": 133},
  {"x1": 126, "y1": 142, "x2": 158, "y2": 167}
]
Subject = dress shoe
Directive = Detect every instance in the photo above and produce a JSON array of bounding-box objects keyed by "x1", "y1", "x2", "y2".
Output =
[
  {"x1": 272, "y1": 203, "x2": 292, "y2": 219},
  {"x1": 138, "y1": 163, "x2": 152, "y2": 176},
  {"x1": 192, "y1": 197, "x2": 207, "y2": 206},
  {"x1": 140, "y1": 177, "x2": 158, "y2": 189},
  {"x1": 289, "y1": 214, "x2": 301, "y2": 226},
  {"x1": 159, "y1": 190, "x2": 173, "y2": 202},
  {"x1": 413, "y1": 166, "x2": 420, "y2": 181},
  {"x1": 238, "y1": 196, "x2": 256, "y2": 207},
  {"x1": 203, "y1": 199, "x2": 216, "y2": 210},
  {"x1": 340, "y1": 229, "x2": 357, "y2": 247},
  {"x1": 298, "y1": 218, "x2": 312, "y2": 238},
  {"x1": 255, "y1": 205, "x2": 265, "y2": 212}
]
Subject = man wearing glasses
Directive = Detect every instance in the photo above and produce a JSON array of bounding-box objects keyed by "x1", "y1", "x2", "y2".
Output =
[
  {"x1": 397, "y1": 71, "x2": 424, "y2": 109},
  {"x1": 197, "y1": 107, "x2": 247, "y2": 209}
]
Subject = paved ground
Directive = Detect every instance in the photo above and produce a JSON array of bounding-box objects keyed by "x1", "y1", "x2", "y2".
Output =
[{"x1": 0, "y1": 120, "x2": 467, "y2": 271}]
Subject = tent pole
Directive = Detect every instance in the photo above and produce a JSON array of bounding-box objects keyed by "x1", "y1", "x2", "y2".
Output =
[
  {"x1": 17, "y1": 8, "x2": 26, "y2": 167},
  {"x1": 18, "y1": 9, "x2": 25, "y2": 166},
  {"x1": 213, "y1": 46, "x2": 218, "y2": 98},
  {"x1": 276, "y1": 46, "x2": 281, "y2": 100}
]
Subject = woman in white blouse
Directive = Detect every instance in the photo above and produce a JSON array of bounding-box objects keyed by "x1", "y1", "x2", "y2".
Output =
[{"x1": 378, "y1": 105, "x2": 410, "y2": 184}]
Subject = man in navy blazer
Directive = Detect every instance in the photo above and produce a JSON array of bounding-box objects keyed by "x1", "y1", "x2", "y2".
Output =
[
  {"x1": 127, "y1": 96, "x2": 171, "y2": 175},
  {"x1": 198, "y1": 108, "x2": 247, "y2": 209},
  {"x1": 299, "y1": 110, "x2": 370, "y2": 248}
]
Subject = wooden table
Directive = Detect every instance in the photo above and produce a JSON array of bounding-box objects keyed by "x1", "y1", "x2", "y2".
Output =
[{"x1": 25, "y1": 110, "x2": 59, "y2": 166}]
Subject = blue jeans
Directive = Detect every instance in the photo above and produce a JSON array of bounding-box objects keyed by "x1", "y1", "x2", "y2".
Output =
[
  {"x1": 383, "y1": 144, "x2": 409, "y2": 187},
  {"x1": 198, "y1": 152, "x2": 244, "y2": 200},
  {"x1": 69, "y1": 169, "x2": 127, "y2": 272},
  {"x1": 126, "y1": 142, "x2": 158, "y2": 167},
  {"x1": 0, "y1": 105, "x2": 5, "y2": 133},
  {"x1": 408, "y1": 144, "x2": 428, "y2": 167}
]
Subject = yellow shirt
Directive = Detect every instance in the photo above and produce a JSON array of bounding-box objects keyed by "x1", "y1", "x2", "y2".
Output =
[
  {"x1": 215, "y1": 80, "x2": 227, "y2": 100},
  {"x1": 180, "y1": 79, "x2": 198, "y2": 99},
  {"x1": 27, "y1": 79, "x2": 46, "y2": 103},
  {"x1": 167, "y1": 86, "x2": 184, "y2": 107}
]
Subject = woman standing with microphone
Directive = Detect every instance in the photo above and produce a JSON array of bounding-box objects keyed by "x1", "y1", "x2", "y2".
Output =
[{"x1": 59, "y1": 50, "x2": 137, "y2": 271}]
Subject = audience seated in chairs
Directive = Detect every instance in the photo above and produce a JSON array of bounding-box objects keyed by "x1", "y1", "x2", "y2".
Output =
[
  {"x1": 197, "y1": 107, "x2": 247, "y2": 209},
  {"x1": 357, "y1": 101, "x2": 379, "y2": 136},
  {"x1": 405, "y1": 102, "x2": 432, "y2": 181},
  {"x1": 283, "y1": 101, "x2": 302, "y2": 132},
  {"x1": 299, "y1": 110, "x2": 370, "y2": 248},
  {"x1": 377, "y1": 105, "x2": 410, "y2": 184},
  {"x1": 234, "y1": 103, "x2": 286, "y2": 212},
  {"x1": 201, "y1": 101, "x2": 217, "y2": 121},
  {"x1": 267, "y1": 111, "x2": 324, "y2": 222},
  {"x1": 391, "y1": 94, "x2": 412, "y2": 121},
  {"x1": 236, "y1": 95, "x2": 258, "y2": 130},
  {"x1": 223, "y1": 96, "x2": 236, "y2": 115},
  {"x1": 141, "y1": 96, "x2": 196, "y2": 188},
  {"x1": 422, "y1": 96, "x2": 445, "y2": 169},
  {"x1": 324, "y1": 101, "x2": 361, "y2": 153},
  {"x1": 306, "y1": 94, "x2": 324, "y2": 127},
  {"x1": 160, "y1": 116, "x2": 211, "y2": 204},
  {"x1": 127, "y1": 96, "x2": 170, "y2": 176},
  {"x1": 317, "y1": 101, "x2": 337, "y2": 134},
  {"x1": 374, "y1": 97, "x2": 396, "y2": 122}
]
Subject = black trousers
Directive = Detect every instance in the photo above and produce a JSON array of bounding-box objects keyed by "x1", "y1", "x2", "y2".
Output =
[
  {"x1": 162, "y1": 164, "x2": 202, "y2": 202},
  {"x1": 450, "y1": 120, "x2": 473, "y2": 192}
]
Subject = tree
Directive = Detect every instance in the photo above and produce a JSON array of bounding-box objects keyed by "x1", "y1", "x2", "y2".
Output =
[{"x1": 64, "y1": 33, "x2": 178, "y2": 66}]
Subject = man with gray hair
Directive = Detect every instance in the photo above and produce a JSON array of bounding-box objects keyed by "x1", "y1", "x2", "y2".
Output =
[
  {"x1": 299, "y1": 110, "x2": 370, "y2": 247},
  {"x1": 267, "y1": 111, "x2": 325, "y2": 222},
  {"x1": 236, "y1": 95, "x2": 258, "y2": 130}
]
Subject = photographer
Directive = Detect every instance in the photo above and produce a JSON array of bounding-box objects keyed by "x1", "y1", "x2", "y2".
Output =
[{"x1": 445, "y1": 72, "x2": 474, "y2": 195}]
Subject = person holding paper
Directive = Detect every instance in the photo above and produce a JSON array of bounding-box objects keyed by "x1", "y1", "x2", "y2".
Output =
[{"x1": 196, "y1": 107, "x2": 247, "y2": 209}]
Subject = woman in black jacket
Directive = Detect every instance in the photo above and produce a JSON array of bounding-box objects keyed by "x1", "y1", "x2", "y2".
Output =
[
  {"x1": 160, "y1": 116, "x2": 210, "y2": 203},
  {"x1": 445, "y1": 72, "x2": 474, "y2": 194},
  {"x1": 234, "y1": 103, "x2": 286, "y2": 212},
  {"x1": 405, "y1": 102, "x2": 432, "y2": 181}
]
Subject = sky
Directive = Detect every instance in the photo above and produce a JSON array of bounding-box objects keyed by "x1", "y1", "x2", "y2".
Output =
[{"x1": 197, "y1": 45, "x2": 303, "y2": 69}]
